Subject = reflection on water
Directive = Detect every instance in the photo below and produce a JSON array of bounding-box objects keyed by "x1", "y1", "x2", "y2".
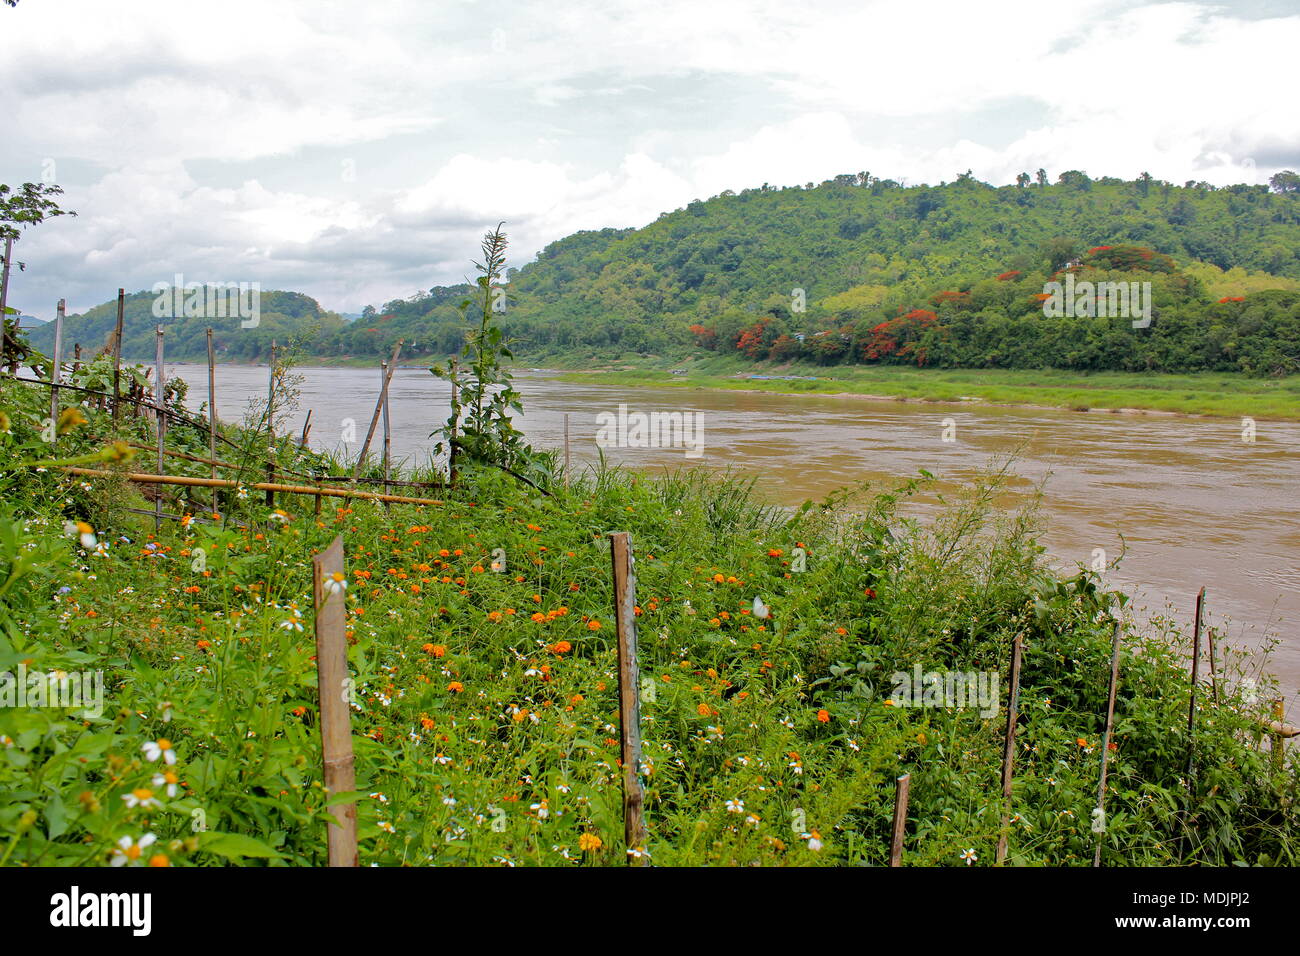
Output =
[{"x1": 170, "y1": 364, "x2": 1300, "y2": 692}]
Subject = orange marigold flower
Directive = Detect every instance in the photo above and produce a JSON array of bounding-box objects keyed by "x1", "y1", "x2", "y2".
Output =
[
  {"x1": 531, "y1": 612, "x2": 546, "y2": 623},
  {"x1": 551, "y1": 641, "x2": 572, "y2": 654},
  {"x1": 696, "y1": 703, "x2": 712, "y2": 717},
  {"x1": 767, "y1": 548, "x2": 782, "y2": 557},
  {"x1": 816, "y1": 709, "x2": 830, "y2": 723},
  {"x1": 587, "y1": 620, "x2": 602, "y2": 631},
  {"x1": 448, "y1": 681, "x2": 464, "y2": 693}
]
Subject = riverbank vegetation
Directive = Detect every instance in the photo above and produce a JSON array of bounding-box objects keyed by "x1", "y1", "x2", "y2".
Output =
[{"x1": 1, "y1": 352, "x2": 1296, "y2": 866}]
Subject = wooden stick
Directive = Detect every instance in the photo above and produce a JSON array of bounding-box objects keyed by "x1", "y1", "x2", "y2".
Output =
[
  {"x1": 448, "y1": 358, "x2": 458, "y2": 486},
  {"x1": 61, "y1": 467, "x2": 446, "y2": 507},
  {"x1": 0, "y1": 237, "x2": 12, "y2": 374},
  {"x1": 380, "y1": 361, "x2": 391, "y2": 500},
  {"x1": 564, "y1": 412, "x2": 571, "y2": 489},
  {"x1": 49, "y1": 300, "x2": 64, "y2": 438},
  {"x1": 353, "y1": 340, "x2": 402, "y2": 480},
  {"x1": 72, "y1": 343, "x2": 81, "y2": 375},
  {"x1": 206, "y1": 328, "x2": 217, "y2": 510},
  {"x1": 300, "y1": 409, "x2": 313, "y2": 449},
  {"x1": 267, "y1": 341, "x2": 277, "y2": 436},
  {"x1": 995, "y1": 633, "x2": 1024, "y2": 865},
  {"x1": 1187, "y1": 586, "x2": 1205, "y2": 780},
  {"x1": 112, "y1": 289, "x2": 125, "y2": 418},
  {"x1": 889, "y1": 772, "x2": 911, "y2": 866},
  {"x1": 609, "y1": 531, "x2": 647, "y2": 862},
  {"x1": 312, "y1": 535, "x2": 358, "y2": 867},
  {"x1": 1093, "y1": 618, "x2": 1123, "y2": 866},
  {"x1": 154, "y1": 325, "x2": 165, "y2": 534}
]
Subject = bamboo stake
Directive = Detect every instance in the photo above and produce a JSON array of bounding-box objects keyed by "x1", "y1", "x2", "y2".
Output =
[
  {"x1": 312, "y1": 535, "x2": 358, "y2": 867},
  {"x1": 61, "y1": 467, "x2": 446, "y2": 507},
  {"x1": 49, "y1": 300, "x2": 64, "y2": 438},
  {"x1": 1093, "y1": 618, "x2": 1123, "y2": 867},
  {"x1": 206, "y1": 328, "x2": 217, "y2": 510},
  {"x1": 609, "y1": 531, "x2": 647, "y2": 862},
  {"x1": 72, "y1": 343, "x2": 81, "y2": 375},
  {"x1": 300, "y1": 409, "x2": 313, "y2": 449},
  {"x1": 1207, "y1": 626, "x2": 1220, "y2": 704},
  {"x1": 889, "y1": 772, "x2": 911, "y2": 867},
  {"x1": 563, "y1": 412, "x2": 571, "y2": 489},
  {"x1": 448, "y1": 358, "x2": 458, "y2": 486},
  {"x1": 380, "y1": 361, "x2": 391, "y2": 500},
  {"x1": 353, "y1": 341, "x2": 402, "y2": 480},
  {"x1": 154, "y1": 325, "x2": 165, "y2": 534},
  {"x1": 0, "y1": 237, "x2": 12, "y2": 374},
  {"x1": 995, "y1": 633, "x2": 1024, "y2": 865},
  {"x1": 1187, "y1": 587, "x2": 1205, "y2": 781},
  {"x1": 267, "y1": 341, "x2": 277, "y2": 436},
  {"x1": 112, "y1": 289, "x2": 125, "y2": 419}
]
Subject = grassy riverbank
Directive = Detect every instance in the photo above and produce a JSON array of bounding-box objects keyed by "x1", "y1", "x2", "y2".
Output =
[
  {"x1": 1, "y1": 370, "x2": 1296, "y2": 866},
  {"x1": 552, "y1": 356, "x2": 1300, "y2": 420}
]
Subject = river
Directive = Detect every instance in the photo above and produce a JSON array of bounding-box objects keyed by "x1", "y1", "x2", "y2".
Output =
[{"x1": 168, "y1": 363, "x2": 1300, "y2": 695}]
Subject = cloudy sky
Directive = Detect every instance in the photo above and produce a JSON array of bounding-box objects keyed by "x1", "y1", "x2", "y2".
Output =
[{"x1": 2, "y1": 0, "x2": 1297, "y2": 317}]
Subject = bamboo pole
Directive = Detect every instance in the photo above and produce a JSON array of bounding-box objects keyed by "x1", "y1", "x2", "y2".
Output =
[
  {"x1": 353, "y1": 341, "x2": 402, "y2": 480},
  {"x1": 889, "y1": 772, "x2": 911, "y2": 867},
  {"x1": 61, "y1": 467, "x2": 446, "y2": 507},
  {"x1": 49, "y1": 300, "x2": 64, "y2": 437},
  {"x1": 312, "y1": 535, "x2": 359, "y2": 867},
  {"x1": 72, "y1": 343, "x2": 81, "y2": 375},
  {"x1": 154, "y1": 325, "x2": 165, "y2": 533},
  {"x1": 563, "y1": 412, "x2": 571, "y2": 489},
  {"x1": 1093, "y1": 618, "x2": 1123, "y2": 867},
  {"x1": 0, "y1": 237, "x2": 12, "y2": 374},
  {"x1": 267, "y1": 341, "x2": 277, "y2": 435},
  {"x1": 1187, "y1": 587, "x2": 1205, "y2": 780},
  {"x1": 380, "y1": 361, "x2": 391, "y2": 500},
  {"x1": 111, "y1": 289, "x2": 125, "y2": 419},
  {"x1": 448, "y1": 358, "x2": 458, "y2": 486},
  {"x1": 609, "y1": 531, "x2": 647, "y2": 862},
  {"x1": 995, "y1": 633, "x2": 1024, "y2": 865},
  {"x1": 1207, "y1": 626, "x2": 1220, "y2": 704},
  {"x1": 206, "y1": 328, "x2": 217, "y2": 509}
]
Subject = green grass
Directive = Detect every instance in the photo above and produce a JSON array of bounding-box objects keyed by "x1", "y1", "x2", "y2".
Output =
[{"x1": 553, "y1": 357, "x2": 1300, "y2": 420}]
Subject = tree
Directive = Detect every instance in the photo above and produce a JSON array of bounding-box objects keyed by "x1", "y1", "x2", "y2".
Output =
[
  {"x1": 1269, "y1": 170, "x2": 1300, "y2": 194},
  {"x1": 1035, "y1": 168, "x2": 1048, "y2": 187},
  {"x1": 1016, "y1": 172, "x2": 1030, "y2": 189}
]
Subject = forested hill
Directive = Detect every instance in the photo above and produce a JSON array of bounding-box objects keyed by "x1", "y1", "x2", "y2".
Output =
[{"x1": 25, "y1": 171, "x2": 1300, "y2": 374}]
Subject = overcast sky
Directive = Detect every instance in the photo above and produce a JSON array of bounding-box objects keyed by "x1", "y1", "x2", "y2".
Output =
[{"x1": 2, "y1": 0, "x2": 1297, "y2": 318}]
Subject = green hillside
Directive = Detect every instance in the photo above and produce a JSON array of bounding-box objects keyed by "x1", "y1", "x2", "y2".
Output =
[{"x1": 23, "y1": 171, "x2": 1300, "y2": 375}]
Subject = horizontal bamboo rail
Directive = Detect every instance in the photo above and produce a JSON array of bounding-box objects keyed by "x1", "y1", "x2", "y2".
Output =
[{"x1": 62, "y1": 467, "x2": 445, "y2": 507}]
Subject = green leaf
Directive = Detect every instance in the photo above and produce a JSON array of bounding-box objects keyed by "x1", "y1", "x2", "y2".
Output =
[{"x1": 199, "y1": 831, "x2": 285, "y2": 859}]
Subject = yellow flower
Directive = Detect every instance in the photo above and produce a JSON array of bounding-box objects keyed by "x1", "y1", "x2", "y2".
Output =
[
  {"x1": 56, "y1": 406, "x2": 88, "y2": 435},
  {"x1": 578, "y1": 832, "x2": 603, "y2": 853}
]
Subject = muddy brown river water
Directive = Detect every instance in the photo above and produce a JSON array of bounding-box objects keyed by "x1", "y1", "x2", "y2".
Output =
[{"x1": 170, "y1": 364, "x2": 1300, "y2": 696}]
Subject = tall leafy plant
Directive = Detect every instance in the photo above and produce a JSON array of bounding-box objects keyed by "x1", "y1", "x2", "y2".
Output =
[{"x1": 431, "y1": 224, "x2": 541, "y2": 485}]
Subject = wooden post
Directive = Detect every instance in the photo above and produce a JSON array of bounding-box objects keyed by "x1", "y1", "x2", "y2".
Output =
[
  {"x1": 380, "y1": 361, "x2": 391, "y2": 500},
  {"x1": 995, "y1": 633, "x2": 1024, "y2": 865},
  {"x1": 206, "y1": 328, "x2": 217, "y2": 510},
  {"x1": 300, "y1": 409, "x2": 313, "y2": 449},
  {"x1": 609, "y1": 531, "x2": 647, "y2": 862},
  {"x1": 1187, "y1": 587, "x2": 1205, "y2": 780},
  {"x1": 72, "y1": 343, "x2": 81, "y2": 375},
  {"x1": 889, "y1": 772, "x2": 911, "y2": 867},
  {"x1": 267, "y1": 340, "x2": 277, "y2": 436},
  {"x1": 447, "y1": 357, "x2": 458, "y2": 487},
  {"x1": 0, "y1": 236, "x2": 12, "y2": 374},
  {"x1": 312, "y1": 536, "x2": 359, "y2": 867},
  {"x1": 1093, "y1": 618, "x2": 1123, "y2": 866},
  {"x1": 49, "y1": 300, "x2": 65, "y2": 435},
  {"x1": 353, "y1": 341, "x2": 402, "y2": 480},
  {"x1": 112, "y1": 289, "x2": 125, "y2": 419},
  {"x1": 563, "y1": 412, "x2": 571, "y2": 489},
  {"x1": 154, "y1": 325, "x2": 165, "y2": 534}
]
